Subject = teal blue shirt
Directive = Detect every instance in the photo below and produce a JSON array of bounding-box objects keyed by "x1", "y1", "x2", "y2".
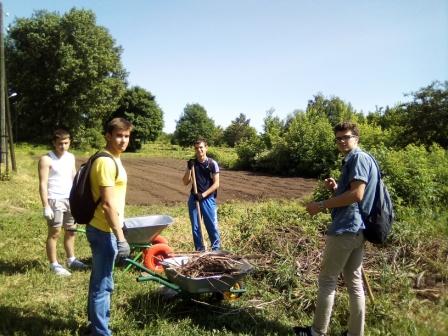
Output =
[{"x1": 329, "y1": 147, "x2": 378, "y2": 235}]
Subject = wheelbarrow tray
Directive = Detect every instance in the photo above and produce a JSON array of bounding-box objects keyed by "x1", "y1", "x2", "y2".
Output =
[
  {"x1": 123, "y1": 215, "x2": 173, "y2": 244},
  {"x1": 163, "y1": 254, "x2": 252, "y2": 294}
]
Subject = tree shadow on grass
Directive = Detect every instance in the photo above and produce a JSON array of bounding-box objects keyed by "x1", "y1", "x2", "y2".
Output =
[
  {"x1": 0, "y1": 258, "x2": 43, "y2": 275},
  {"x1": 0, "y1": 305, "x2": 79, "y2": 335},
  {"x1": 125, "y1": 289, "x2": 294, "y2": 335}
]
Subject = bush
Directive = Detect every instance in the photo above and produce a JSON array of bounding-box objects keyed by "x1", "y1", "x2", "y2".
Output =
[
  {"x1": 73, "y1": 125, "x2": 105, "y2": 150},
  {"x1": 370, "y1": 145, "x2": 448, "y2": 207},
  {"x1": 283, "y1": 113, "x2": 337, "y2": 177},
  {"x1": 234, "y1": 136, "x2": 266, "y2": 170}
]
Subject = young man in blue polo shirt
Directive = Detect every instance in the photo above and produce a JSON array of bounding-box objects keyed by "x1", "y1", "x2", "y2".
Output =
[
  {"x1": 182, "y1": 138, "x2": 221, "y2": 251},
  {"x1": 294, "y1": 122, "x2": 378, "y2": 336}
]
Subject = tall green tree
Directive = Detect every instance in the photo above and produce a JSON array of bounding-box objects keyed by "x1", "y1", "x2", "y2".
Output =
[
  {"x1": 306, "y1": 94, "x2": 360, "y2": 126},
  {"x1": 262, "y1": 109, "x2": 285, "y2": 149},
  {"x1": 284, "y1": 111, "x2": 336, "y2": 177},
  {"x1": 172, "y1": 104, "x2": 217, "y2": 147},
  {"x1": 398, "y1": 81, "x2": 447, "y2": 148},
  {"x1": 6, "y1": 8, "x2": 126, "y2": 145},
  {"x1": 111, "y1": 86, "x2": 164, "y2": 151},
  {"x1": 223, "y1": 113, "x2": 257, "y2": 147}
]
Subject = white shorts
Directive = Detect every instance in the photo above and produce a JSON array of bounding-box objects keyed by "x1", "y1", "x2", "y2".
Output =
[{"x1": 47, "y1": 199, "x2": 75, "y2": 228}]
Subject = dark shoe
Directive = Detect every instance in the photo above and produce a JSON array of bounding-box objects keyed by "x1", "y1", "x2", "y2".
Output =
[
  {"x1": 68, "y1": 258, "x2": 88, "y2": 270},
  {"x1": 293, "y1": 326, "x2": 312, "y2": 336}
]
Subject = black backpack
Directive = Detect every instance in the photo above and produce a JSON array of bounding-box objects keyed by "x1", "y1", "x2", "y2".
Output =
[
  {"x1": 361, "y1": 155, "x2": 395, "y2": 244},
  {"x1": 69, "y1": 152, "x2": 118, "y2": 224}
]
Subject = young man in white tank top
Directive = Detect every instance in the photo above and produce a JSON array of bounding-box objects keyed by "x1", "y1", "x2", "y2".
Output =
[{"x1": 38, "y1": 129, "x2": 87, "y2": 276}]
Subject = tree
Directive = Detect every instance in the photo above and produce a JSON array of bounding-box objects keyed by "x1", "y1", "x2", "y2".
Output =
[
  {"x1": 111, "y1": 86, "x2": 164, "y2": 151},
  {"x1": 172, "y1": 104, "x2": 217, "y2": 147},
  {"x1": 399, "y1": 81, "x2": 448, "y2": 148},
  {"x1": 223, "y1": 113, "x2": 257, "y2": 147},
  {"x1": 284, "y1": 111, "x2": 336, "y2": 177},
  {"x1": 306, "y1": 94, "x2": 360, "y2": 126},
  {"x1": 262, "y1": 109, "x2": 285, "y2": 149},
  {"x1": 6, "y1": 8, "x2": 126, "y2": 145}
]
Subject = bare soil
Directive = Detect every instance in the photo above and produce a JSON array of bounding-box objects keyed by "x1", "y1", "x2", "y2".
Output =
[{"x1": 120, "y1": 157, "x2": 317, "y2": 205}]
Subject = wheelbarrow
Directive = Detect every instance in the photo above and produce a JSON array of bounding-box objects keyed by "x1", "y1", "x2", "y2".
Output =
[
  {"x1": 69, "y1": 215, "x2": 174, "y2": 272},
  {"x1": 123, "y1": 215, "x2": 174, "y2": 272},
  {"x1": 125, "y1": 250, "x2": 253, "y2": 301}
]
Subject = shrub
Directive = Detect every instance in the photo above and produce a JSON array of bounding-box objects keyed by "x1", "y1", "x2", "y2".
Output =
[
  {"x1": 234, "y1": 135, "x2": 266, "y2": 170},
  {"x1": 370, "y1": 144, "x2": 448, "y2": 207},
  {"x1": 283, "y1": 113, "x2": 337, "y2": 177}
]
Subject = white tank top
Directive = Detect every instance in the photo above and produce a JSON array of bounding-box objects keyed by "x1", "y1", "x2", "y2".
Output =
[{"x1": 47, "y1": 151, "x2": 75, "y2": 199}]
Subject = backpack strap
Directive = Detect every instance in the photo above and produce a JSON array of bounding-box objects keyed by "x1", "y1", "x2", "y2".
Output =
[
  {"x1": 363, "y1": 152, "x2": 382, "y2": 179},
  {"x1": 93, "y1": 151, "x2": 119, "y2": 180},
  {"x1": 91, "y1": 151, "x2": 119, "y2": 207},
  {"x1": 357, "y1": 151, "x2": 382, "y2": 219}
]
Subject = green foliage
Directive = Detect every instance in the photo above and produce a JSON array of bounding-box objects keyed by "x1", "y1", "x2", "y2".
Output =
[
  {"x1": 172, "y1": 104, "x2": 218, "y2": 147},
  {"x1": 6, "y1": 8, "x2": 126, "y2": 146},
  {"x1": 400, "y1": 81, "x2": 448, "y2": 148},
  {"x1": 112, "y1": 86, "x2": 164, "y2": 152},
  {"x1": 370, "y1": 81, "x2": 448, "y2": 149},
  {"x1": 205, "y1": 147, "x2": 238, "y2": 169},
  {"x1": 75, "y1": 123, "x2": 106, "y2": 150},
  {"x1": 370, "y1": 145, "x2": 448, "y2": 207},
  {"x1": 223, "y1": 113, "x2": 257, "y2": 147},
  {"x1": 306, "y1": 94, "x2": 360, "y2": 126},
  {"x1": 234, "y1": 135, "x2": 266, "y2": 170},
  {"x1": 283, "y1": 111, "x2": 337, "y2": 177},
  {"x1": 234, "y1": 96, "x2": 366, "y2": 177},
  {"x1": 261, "y1": 109, "x2": 285, "y2": 149},
  {"x1": 357, "y1": 121, "x2": 394, "y2": 150}
]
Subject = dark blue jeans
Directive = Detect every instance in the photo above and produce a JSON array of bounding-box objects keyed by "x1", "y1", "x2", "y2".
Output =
[
  {"x1": 86, "y1": 225, "x2": 117, "y2": 336},
  {"x1": 188, "y1": 195, "x2": 220, "y2": 251}
]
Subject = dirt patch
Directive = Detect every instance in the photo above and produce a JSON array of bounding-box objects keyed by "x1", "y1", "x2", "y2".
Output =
[
  {"x1": 124, "y1": 157, "x2": 317, "y2": 205},
  {"x1": 78, "y1": 157, "x2": 317, "y2": 205}
]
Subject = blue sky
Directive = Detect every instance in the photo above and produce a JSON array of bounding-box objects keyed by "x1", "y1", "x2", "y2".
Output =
[{"x1": 4, "y1": 0, "x2": 448, "y2": 133}]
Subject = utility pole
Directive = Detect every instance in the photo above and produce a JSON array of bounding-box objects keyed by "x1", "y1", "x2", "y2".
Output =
[
  {"x1": 0, "y1": 1, "x2": 16, "y2": 178},
  {"x1": 0, "y1": 1, "x2": 6, "y2": 167}
]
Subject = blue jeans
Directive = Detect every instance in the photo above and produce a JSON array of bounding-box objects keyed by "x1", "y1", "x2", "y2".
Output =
[
  {"x1": 188, "y1": 195, "x2": 220, "y2": 250},
  {"x1": 86, "y1": 225, "x2": 118, "y2": 336}
]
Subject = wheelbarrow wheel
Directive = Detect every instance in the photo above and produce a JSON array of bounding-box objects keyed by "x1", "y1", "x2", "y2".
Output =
[
  {"x1": 223, "y1": 282, "x2": 243, "y2": 301},
  {"x1": 151, "y1": 235, "x2": 168, "y2": 245},
  {"x1": 143, "y1": 243, "x2": 173, "y2": 273}
]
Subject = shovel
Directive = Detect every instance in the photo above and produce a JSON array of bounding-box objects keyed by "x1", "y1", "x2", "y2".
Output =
[{"x1": 191, "y1": 165, "x2": 207, "y2": 250}]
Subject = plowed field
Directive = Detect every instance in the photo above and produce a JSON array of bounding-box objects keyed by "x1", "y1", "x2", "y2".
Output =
[{"x1": 120, "y1": 157, "x2": 317, "y2": 205}]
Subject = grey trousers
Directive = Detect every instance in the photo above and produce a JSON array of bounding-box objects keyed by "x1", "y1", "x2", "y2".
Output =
[{"x1": 312, "y1": 233, "x2": 365, "y2": 336}]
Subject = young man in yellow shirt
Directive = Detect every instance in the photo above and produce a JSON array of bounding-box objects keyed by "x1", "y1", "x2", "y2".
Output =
[{"x1": 86, "y1": 118, "x2": 133, "y2": 336}]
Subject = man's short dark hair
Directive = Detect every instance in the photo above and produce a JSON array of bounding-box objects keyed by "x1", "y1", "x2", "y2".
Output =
[
  {"x1": 333, "y1": 121, "x2": 360, "y2": 137},
  {"x1": 194, "y1": 138, "x2": 208, "y2": 146},
  {"x1": 52, "y1": 128, "x2": 70, "y2": 141},
  {"x1": 105, "y1": 118, "x2": 133, "y2": 134}
]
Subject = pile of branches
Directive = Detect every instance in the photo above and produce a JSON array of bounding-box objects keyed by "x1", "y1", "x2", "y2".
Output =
[{"x1": 170, "y1": 252, "x2": 244, "y2": 278}]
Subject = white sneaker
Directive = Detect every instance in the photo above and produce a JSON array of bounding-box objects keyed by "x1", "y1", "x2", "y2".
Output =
[
  {"x1": 68, "y1": 258, "x2": 88, "y2": 270},
  {"x1": 52, "y1": 264, "x2": 71, "y2": 277}
]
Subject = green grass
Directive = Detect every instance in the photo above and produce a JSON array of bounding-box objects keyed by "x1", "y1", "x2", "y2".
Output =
[{"x1": 0, "y1": 145, "x2": 447, "y2": 335}]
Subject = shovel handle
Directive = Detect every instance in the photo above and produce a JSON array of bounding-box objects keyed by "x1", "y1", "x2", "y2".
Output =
[
  {"x1": 191, "y1": 165, "x2": 206, "y2": 249},
  {"x1": 362, "y1": 267, "x2": 375, "y2": 305}
]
